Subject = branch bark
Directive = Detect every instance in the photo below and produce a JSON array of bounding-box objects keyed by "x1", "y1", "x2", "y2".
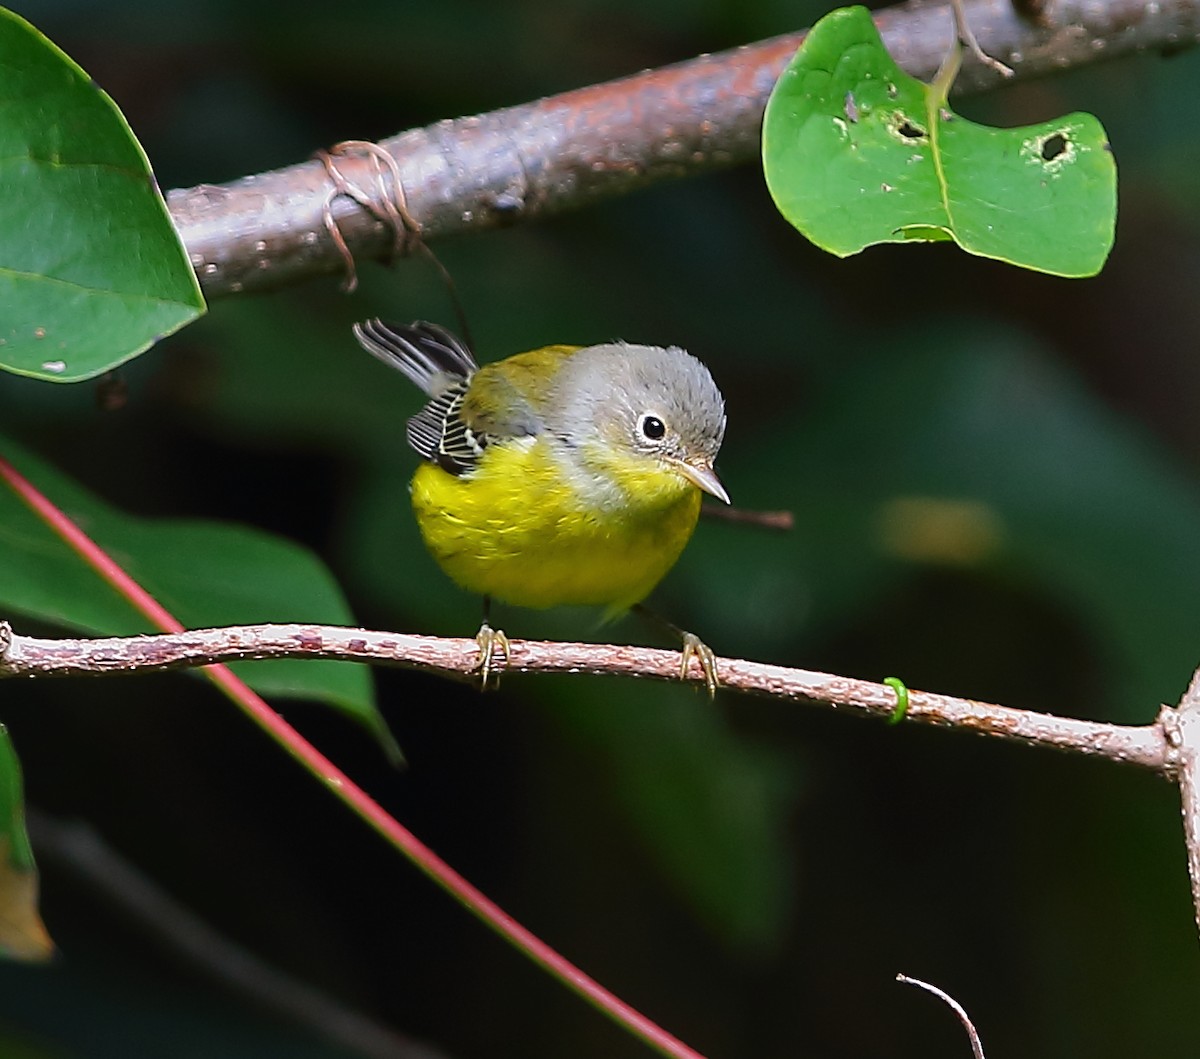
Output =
[
  {"x1": 0, "y1": 621, "x2": 1169, "y2": 772},
  {"x1": 1161, "y1": 671, "x2": 1200, "y2": 935},
  {"x1": 168, "y1": 0, "x2": 1200, "y2": 299}
]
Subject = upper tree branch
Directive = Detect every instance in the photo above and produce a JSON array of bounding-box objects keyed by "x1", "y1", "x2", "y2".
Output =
[
  {"x1": 0, "y1": 622, "x2": 1169, "y2": 772},
  {"x1": 168, "y1": 0, "x2": 1200, "y2": 299}
]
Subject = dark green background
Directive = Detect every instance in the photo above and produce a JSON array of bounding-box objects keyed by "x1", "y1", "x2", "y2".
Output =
[{"x1": 2, "y1": 0, "x2": 1200, "y2": 1055}]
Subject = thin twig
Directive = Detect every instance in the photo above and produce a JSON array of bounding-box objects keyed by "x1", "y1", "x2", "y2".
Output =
[
  {"x1": 169, "y1": 0, "x2": 1200, "y2": 298},
  {"x1": 949, "y1": 0, "x2": 1014, "y2": 78},
  {"x1": 700, "y1": 505, "x2": 794, "y2": 531},
  {"x1": 26, "y1": 809, "x2": 447, "y2": 1059},
  {"x1": 0, "y1": 622, "x2": 1170, "y2": 773},
  {"x1": 896, "y1": 975, "x2": 985, "y2": 1059}
]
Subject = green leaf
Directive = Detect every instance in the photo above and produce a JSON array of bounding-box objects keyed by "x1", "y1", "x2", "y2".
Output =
[
  {"x1": 0, "y1": 440, "x2": 394, "y2": 756},
  {"x1": 0, "y1": 8, "x2": 204, "y2": 383},
  {"x1": 0, "y1": 726, "x2": 52, "y2": 963},
  {"x1": 762, "y1": 5, "x2": 1117, "y2": 277}
]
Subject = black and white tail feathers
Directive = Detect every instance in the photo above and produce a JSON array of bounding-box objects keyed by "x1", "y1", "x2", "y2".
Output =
[
  {"x1": 352, "y1": 319, "x2": 478, "y2": 397},
  {"x1": 352, "y1": 318, "x2": 485, "y2": 474}
]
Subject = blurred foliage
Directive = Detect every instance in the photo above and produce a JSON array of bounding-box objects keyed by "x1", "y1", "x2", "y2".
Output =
[
  {"x1": 0, "y1": 726, "x2": 52, "y2": 963},
  {"x1": 1, "y1": 0, "x2": 1200, "y2": 1056}
]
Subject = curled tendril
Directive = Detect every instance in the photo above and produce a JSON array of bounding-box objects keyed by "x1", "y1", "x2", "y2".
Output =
[{"x1": 884, "y1": 676, "x2": 910, "y2": 725}]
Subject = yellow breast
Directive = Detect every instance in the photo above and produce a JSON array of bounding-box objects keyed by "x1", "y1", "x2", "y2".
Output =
[{"x1": 410, "y1": 437, "x2": 703, "y2": 614}]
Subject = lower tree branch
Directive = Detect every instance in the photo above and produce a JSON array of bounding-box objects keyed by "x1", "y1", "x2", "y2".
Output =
[{"x1": 0, "y1": 621, "x2": 1169, "y2": 772}]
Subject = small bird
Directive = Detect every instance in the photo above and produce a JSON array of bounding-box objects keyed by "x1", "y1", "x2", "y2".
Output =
[{"x1": 352, "y1": 319, "x2": 729, "y2": 691}]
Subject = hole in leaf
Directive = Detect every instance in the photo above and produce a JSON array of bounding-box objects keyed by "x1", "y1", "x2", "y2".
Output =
[
  {"x1": 888, "y1": 113, "x2": 927, "y2": 142},
  {"x1": 898, "y1": 224, "x2": 953, "y2": 243},
  {"x1": 1040, "y1": 133, "x2": 1068, "y2": 161}
]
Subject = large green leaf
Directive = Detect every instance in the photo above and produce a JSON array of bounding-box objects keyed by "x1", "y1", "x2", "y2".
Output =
[
  {"x1": 0, "y1": 727, "x2": 51, "y2": 963},
  {"x1": 763, "y1": 6, "x2": 1117, "y2": 276},
  {"x1": 0, "y1": 441, "x2": 391, "y2": 752},
  {"x1": 0, "y1": 8, "x2": 204, "y2": 382}
]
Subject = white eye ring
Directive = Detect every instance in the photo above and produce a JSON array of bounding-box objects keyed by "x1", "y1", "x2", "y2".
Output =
[{"x1": 639, "y1": 413, "x2": 666, "y2": 440}]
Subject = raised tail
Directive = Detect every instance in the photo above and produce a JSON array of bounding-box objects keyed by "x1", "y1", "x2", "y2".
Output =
[{"x1": 352, "y1": 319, "x2": 479, "y2": 397}]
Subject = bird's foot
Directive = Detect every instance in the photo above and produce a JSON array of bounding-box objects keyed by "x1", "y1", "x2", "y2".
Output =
[
  {"x1": 679, "y1": 631, "x2": 719, "y2": 698},
  {"x1": 475, "y1": 621, "x2": 510, "y2": 691}
]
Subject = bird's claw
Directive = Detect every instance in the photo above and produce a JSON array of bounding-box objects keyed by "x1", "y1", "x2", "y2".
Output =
[
  {"x1": 475, "y1": 622, "x2": 510, "y2": 690},
  {"x1": 679, "y1": 631, "x2": 719, "y2": 698}
]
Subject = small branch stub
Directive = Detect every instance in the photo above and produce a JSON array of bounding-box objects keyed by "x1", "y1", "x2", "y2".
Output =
[
  {"x1": 896, "y1": 974, "x2": 986, "y2": 1059},
  {"x1": 1170, "y1": 668, "x2": 1200, "y2": 936}
]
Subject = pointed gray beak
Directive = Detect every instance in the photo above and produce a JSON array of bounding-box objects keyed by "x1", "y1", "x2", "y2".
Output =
[{"x1": 677, "y1": 460, "x2": 730, "y2": 504}]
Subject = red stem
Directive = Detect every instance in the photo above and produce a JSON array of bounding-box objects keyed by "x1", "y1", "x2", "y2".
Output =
[{"x1": 0, "y1": 452, "x2": 705, "y2": 1059}]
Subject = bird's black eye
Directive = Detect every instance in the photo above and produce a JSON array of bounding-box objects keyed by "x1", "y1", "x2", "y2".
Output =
[{"x1": 640, "y1": 414, "x2": 666, "y2": 440}]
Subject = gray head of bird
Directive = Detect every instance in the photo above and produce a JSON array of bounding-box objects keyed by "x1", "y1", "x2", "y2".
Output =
[{"x1": 547, "y1": 342, "x2": 729, "y2": 503}]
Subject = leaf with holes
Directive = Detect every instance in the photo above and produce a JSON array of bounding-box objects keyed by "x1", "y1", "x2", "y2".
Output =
[
  {"x1": 0, "y1": 8, "x2": 204, "y2": 383},
  {"x1": 0, "y1": 727, "x2": 52, "y2": 963},
  {"x1": 762, "y1": 5, "x2": 1117, "y2": 277}
]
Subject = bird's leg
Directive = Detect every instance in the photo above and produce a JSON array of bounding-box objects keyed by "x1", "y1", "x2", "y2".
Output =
[
  {"x1": 632, "y1": 604, "x2": 719, "y2": 698},
  {"x1": 475, "y1": 595, "x2": 510, "y2": 690}
]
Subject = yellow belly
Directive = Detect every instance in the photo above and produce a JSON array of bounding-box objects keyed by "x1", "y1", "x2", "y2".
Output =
[{"x1": 410, "y1": 439, "x2": 703, "y2": 614}]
